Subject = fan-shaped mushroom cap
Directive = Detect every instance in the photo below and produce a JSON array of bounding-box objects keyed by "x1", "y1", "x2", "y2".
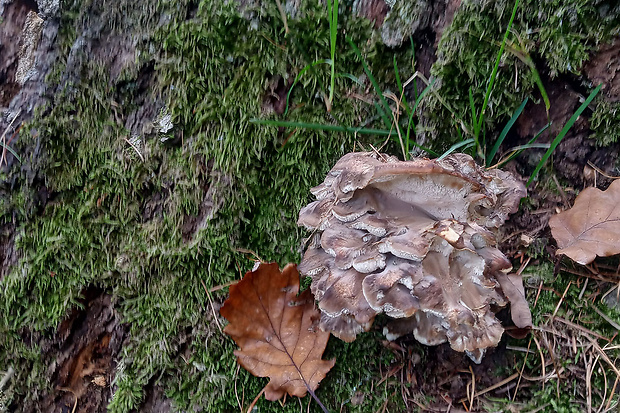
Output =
[{"x1": 298, "y1": 152, "x2": 528, "y2": 362}]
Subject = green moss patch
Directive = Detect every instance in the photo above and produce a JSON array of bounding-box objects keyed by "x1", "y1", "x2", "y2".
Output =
[
  {"x1": 425, "y1": 0, "x2": 620, "y2": 151},
  {"x1": 2, "y1": 0, "x2": 620, "y2": 411}
]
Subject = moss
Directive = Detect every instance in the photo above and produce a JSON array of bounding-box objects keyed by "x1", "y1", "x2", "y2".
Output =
[
  {"x1": 319, "y1": 332, "x2": 405, "y2": 412},
  {"x1": 526, "y1": 264, "x2": 620, "y2": 399},
  {"x1": 0, "y1": 0, "x2": 409, "y2": 411},
  {"x1": 534, "y1": 0, "x2": 620, "y2": 76},
  {"x1": 4, "y1": 0, "x2": 618, "y2": 410},
  {"x1": 381, "y1": 0, "x2": 430, "y2": 47},
  {"x1": 493, "y1": 261, "x2": 620, "y2": 411},
  {"x1": 423, "y1": 0, "x2": 620, "y2": 153},
  {"x1": 591, "y1": 97, "x2": 620, "y2": 146}
]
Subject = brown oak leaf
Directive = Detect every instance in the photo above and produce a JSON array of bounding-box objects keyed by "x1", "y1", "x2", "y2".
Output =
[
  {"x1": 549, "y1": 180, "x2": 620, "y2": 265},
  {"x1": 220, "y1": 262, "x2": 335, "y2": 401}
]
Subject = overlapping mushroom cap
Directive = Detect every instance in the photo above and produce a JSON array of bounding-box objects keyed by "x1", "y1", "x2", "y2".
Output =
[{"x1": 298, "y1": 152, "x2": 530, "y2": 362}]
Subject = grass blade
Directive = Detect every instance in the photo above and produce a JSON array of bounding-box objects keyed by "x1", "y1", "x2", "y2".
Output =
[
  {"x1": 251, "y1": 118, "x2": 397, "y2": 136},
  {"x1": 490, "y1": 122, "x2": 551, "y2": 168},
  {"x1": 437, "y1": 138, "x2": 475, "y2": 161},
  {"x1": 405, "y1": 79, "x2": 436, "y2": 156},
  {"x1": 393, "y1": 55, "x2": 411, "y2": 115},
  {"x1": 412, "y1": 79, "x2": 435, "y2": 113},
  {"x1": 394, "y1": 55, "x2": 403, "y2": 96},
  {"x1": 0, "y1": 110, "x2": 22, "y2": 165},
  {"x1": 487, "y1": 122, "x2": 551, "y2": 169},
  {"x1": 410, "y1": 37, "x2": 418, "y2": 102},
  {"x1": 505, "y1": 44, "x2": 551, "y2": 117},
  {"x1": 372, "y1": 102, "x2": 391, "y2": 131},
  {"x1": 469, "y1": 87, "x2": 478, "y2": 133},
  {"x1": 527, "y1": 84, "x2": 602, "y2": 185},
  {"x1": 486, "y1": 97, "x2": 528, "y2": 166},
  {"x1": 476, "y1": 0, "x2": 520, "y2": 133},
  {"x1": 504, "y1": 143, "x2": 551, "y2": 152},
  {"x1": 406, "y1": 140, "x2": 438, "y2": 157},
  {"x1": 0, "y1": 142, "x2": 21, "y2": 163},
  {"x1": 251, "y1": 118, "x2": 437, "y2": 154},
  {"x1": 347, "y1": 37, "x2": 393, "y2": 129},
  {"x1": 284, "y1": 59, "x2": 331, "y2": 117},
  {"x1": 336, "y1": 73, "x2": 363, "y2": 85},
  {"x1": 327, "y1": 0, "x2": 339, "y2": 107},
  {"x1": 530, "y1": 65, "x2": 550, "y2": 117}
]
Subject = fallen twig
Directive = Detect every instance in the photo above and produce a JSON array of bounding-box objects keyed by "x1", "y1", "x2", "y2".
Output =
[
  {"x1": 551, "y1": 281, "x2": 572, "y2": 319},
  {"x1": 591, "y1": 305, "x2": 620, "y2": 331},
  {"x1": 513, "y1": 336, "x2": 533, "y2": 400},
  {"x1": 553, "y1": 316, "x2": 613, "y2": 342},
  {"x1": 57, "y1": 387, "x2": 78, "y2": 413},
  {"x1": 606, "y1": 376, "x2": 619, "y2": 411},
  {"x1": 201, "y1": 279, "x2": 223, "y2": 334},
  {"x1": 532, "y1": 333, "x2": 546, "y2": 390},
  {"x1": 0, "y1": 367, "x2": 14, "y2": 390},
  {"x1": 468, "y1": 366, "x2": 475, "y2": 411},
  {"x1": 458, "y1": 373, "x2": 519, "y2": 403}
]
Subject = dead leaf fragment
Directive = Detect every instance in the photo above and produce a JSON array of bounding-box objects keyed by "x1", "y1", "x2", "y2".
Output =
[
  {"x1": 220, "y1": 262, "x2": 335, "y2": 401},
  {"x1": 550, "y1": 180, "x2": 620, "y2": 265},
  {"x1": 91, "y1": 375, "x2": 106, "y2": 387},
  {"x1": 496, "y1": 273, "x2": 532, "y2": 330}
]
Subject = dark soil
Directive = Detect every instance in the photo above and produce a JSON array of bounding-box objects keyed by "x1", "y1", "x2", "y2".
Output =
[
  {"x1": 22, "y1": 287, "x2": 128, "y2": 413},
  {"x1": 376, "y1": 339, "x2": 509, "y2": 411},
  {"x1": 585, "y1": 39, "x2": 620, "y2": 103},
  {"x1": 139, "y1": 384, "x2": 173, "y2": 413}
]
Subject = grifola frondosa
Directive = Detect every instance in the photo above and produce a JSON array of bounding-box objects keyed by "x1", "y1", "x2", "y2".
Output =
[{"x1": 298, "y1": 152, "x2": 530, "y2": 362}]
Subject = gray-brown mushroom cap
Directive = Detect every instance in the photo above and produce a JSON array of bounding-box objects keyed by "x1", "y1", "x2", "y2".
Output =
[{"x1": 298, "y1": 152, "x2": 529, "y2": 362}]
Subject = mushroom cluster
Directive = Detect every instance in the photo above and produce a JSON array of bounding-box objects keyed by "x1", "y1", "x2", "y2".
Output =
[{"x1": 298, "y1": 152, "x2": 530, "y2": 362}]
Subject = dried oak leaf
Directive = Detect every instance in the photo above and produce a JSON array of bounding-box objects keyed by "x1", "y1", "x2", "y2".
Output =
[
  {"x1": 298, "y1": 152, "x2": 528, "y2": 363},
  {"x1": 220, "y1": 262, "x2": 335, "y2": 401},
  {"x1": 550, "y1": 179, "x2": 620, "y2": 265}
]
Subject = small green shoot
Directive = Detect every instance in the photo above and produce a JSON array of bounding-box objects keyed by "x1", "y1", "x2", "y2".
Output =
[
  {"x1": 250, "y1": 118, "x2": 398, "y2": 137},
  {"x1": 488, "y1": 122, "x2": 551, "y2": 169},
  {"x1": 437, "y1": 138, "x2": 476, "y2": 161},
  {"x1": 486, "y1": 97, "x2": 529, "y2": 166},
  {"x1": 404, "y1": 79, "x2": 436, "y2": 157},
  {"x1": 348, "y1": 37, "x2": 392, "y2": 130},
  {"x1": 527, "y1": 84, "x2": 602, "y2": 185},
  {"x1": 284, "y1": 59, "x2": 331, "y2": 117},
  {"x1": 326, "y1": 0, "x2": 339, "y2": 110},
  {"x1": 469, "y1": 0, "x2": 520, "y2": 159}
]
